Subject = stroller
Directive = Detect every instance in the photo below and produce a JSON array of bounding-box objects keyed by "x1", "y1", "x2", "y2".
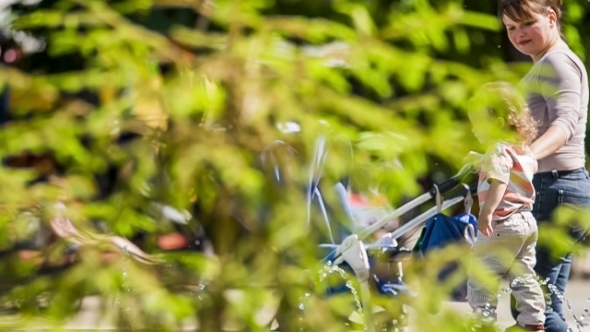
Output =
[{"x1": 266, "y1": 133, "x2": 479, "y2": 332}]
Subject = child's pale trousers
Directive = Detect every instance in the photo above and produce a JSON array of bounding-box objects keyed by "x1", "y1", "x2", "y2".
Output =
[{"x1": 467, "y1": 211, "x2": 546, "y2": 326}]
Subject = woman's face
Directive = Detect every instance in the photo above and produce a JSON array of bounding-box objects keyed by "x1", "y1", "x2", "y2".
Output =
[{"x1": 503, "y1": 10, "x2": 556, "y2": 60}]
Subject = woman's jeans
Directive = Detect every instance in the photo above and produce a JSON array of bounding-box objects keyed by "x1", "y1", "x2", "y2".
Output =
[{"x1": 511, "y1": 167, "x2": 590, "y2": 332}]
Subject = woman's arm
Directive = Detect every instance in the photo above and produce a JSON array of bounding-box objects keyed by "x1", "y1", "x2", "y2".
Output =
[
  {"x1": 533, "y1": 52, "x2": 583, "y2": 160},
  {"x1": 529, "y1": 125, "x2": 567, "y2": 161}
]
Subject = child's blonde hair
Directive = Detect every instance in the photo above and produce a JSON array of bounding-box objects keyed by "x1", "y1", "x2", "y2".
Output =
[{"x1": 469, "y1": 81, "x2": 538, "y2": 144}]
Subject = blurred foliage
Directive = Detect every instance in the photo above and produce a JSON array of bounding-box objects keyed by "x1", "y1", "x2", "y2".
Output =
[{"x1": 0, "y1": 0, "x2": 589, "y2": 331}]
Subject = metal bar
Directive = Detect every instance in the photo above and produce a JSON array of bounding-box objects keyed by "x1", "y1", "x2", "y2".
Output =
[
  {"x1": 357, "y1": 192, "x2": 432, "y2": 241},
  {"x1": 387, "y1": 195, "x2": 465, "y2": 241},
  {"x1": 357, "y1": 165, "x2": 474, "y2": 242}
]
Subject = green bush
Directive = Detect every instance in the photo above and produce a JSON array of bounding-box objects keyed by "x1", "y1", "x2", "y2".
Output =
[{"x1": 0, "y1": 0, "x2": 588, "y2": 331}]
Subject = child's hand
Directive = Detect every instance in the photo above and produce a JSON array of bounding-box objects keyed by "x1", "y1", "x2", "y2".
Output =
[
  {"x1": 477, "y1": 213, "x2": 494, "y2": 237},
  {"x1": 463, "y1": 151, "x2": 483, "y2": 169}
]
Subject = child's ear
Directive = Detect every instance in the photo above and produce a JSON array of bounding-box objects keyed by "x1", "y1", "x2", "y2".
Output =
[{"x1": 495, "y1": 117, "x2": 505, "y2": 128}]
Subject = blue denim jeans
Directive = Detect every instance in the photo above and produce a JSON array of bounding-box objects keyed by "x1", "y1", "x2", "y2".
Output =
[{"x1": 511, "y1": 167, "x2": 590, "y2": 332}]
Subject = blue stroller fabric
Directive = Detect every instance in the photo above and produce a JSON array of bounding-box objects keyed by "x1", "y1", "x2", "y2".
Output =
[
  {"x1": 418, "y1": 212, "x2": 477, "y2": 253},
  {"x1": 416, "y1": 212, "x2": 477, "y2": 301}
]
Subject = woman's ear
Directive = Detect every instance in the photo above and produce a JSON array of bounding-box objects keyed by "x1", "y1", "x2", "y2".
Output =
[{"x1": 547, "y1": 8, "x2": 557, "y2": 27}]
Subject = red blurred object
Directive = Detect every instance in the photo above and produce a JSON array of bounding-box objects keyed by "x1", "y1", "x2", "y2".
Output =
[
  {"x1": 3, "y1": 48, "x2": 18, "y2": 63},
  {"x1": 157, "y1": 232, "x2": 189, "y2": 250}
]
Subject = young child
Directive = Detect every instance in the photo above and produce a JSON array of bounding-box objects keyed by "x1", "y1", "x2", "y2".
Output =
[{"x1": 466, "y1": 82, "x2": 546, "y2": 332}]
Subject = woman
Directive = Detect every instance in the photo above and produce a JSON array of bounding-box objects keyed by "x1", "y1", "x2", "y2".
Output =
[{"x1": 499, "y1": 1, "x2": 590, "y2": 331}]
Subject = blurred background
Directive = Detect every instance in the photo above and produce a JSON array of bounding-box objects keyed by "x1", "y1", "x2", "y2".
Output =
[{"x1": 0, "y1": 0, "x2": 589, "y2": 331}]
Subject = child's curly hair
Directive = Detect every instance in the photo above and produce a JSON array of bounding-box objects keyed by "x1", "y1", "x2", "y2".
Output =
[{"x1": 469, "y1": 81, "x2": 538, "y2": 144}]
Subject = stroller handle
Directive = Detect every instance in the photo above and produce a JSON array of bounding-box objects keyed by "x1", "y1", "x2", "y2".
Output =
[
  {"x1": 358, "y1": 164, "x2": 474, "y2": 241},
  {"x1": 430, "y1": 164, "x2": 473, "y2": 196}
]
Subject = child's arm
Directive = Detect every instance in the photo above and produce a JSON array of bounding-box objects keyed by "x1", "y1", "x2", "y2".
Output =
[{"x1": 478, "y1": 179, "x2": 507, "y2": 237}]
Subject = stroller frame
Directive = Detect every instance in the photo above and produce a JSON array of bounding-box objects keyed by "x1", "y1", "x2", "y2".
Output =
[
  {"x1": 263, "y1": 134, "x2": 476, "y2": 331},
  {"x1": 324, "y1": 165, "x2": 475, "y2": 332}
]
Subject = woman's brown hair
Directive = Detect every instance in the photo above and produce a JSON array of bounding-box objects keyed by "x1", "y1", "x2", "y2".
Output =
[{"x1": 498, "y1": 0, "x2": 564, "y2": 35}]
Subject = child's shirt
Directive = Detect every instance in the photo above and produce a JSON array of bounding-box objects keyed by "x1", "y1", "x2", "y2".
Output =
[{"x1": 477, "y1": 142, "x2": 538, "y2": 221}]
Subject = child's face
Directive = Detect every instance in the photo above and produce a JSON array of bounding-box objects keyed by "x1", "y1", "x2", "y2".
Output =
[
  {"x1": 468, "y1": 110, "x2": 491, "y2": 144},
  {"x1": 468, "y1": 109, "x2": 518, "y2": 144}
]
